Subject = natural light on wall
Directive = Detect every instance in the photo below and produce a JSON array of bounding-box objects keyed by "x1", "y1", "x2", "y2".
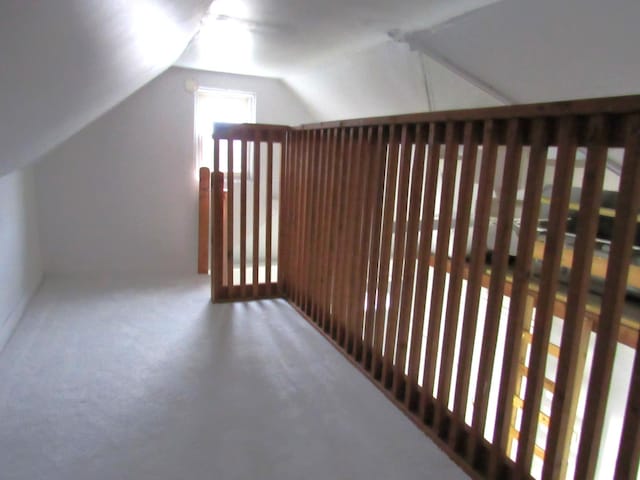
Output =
[
  {"x1": 130, "y1": 0, "x2": 186, "y2": 66},
  {"x1": 194, "y1": 88, "x2": 256, "y2": 177}
]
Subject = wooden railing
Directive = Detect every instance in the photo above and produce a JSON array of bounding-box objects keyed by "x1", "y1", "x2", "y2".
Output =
[
  {"x1": 208, "y1": 96, "x2": 640, "y2": 479},
  {"x1": 206, "y1": 123, "x2": 287, "y2": 301}
]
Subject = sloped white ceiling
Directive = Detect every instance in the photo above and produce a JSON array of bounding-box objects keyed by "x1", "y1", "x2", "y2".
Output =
[
  {"x1": 285, "y1": 40, "x2": 502, "y2": 122},
  {"x1": 175, "y1": 0, "x2": 501, "y2": 77},
  {"x1": 401, "y1": 0, "x2": 640, "y2": 103},
  {"x1": 279, "y1": 0, "x2": 640, "y2": 123},
  {"x1": 5, "y1": 0, "x2": 637, "y2": 178},
  {"x1": 0, "y1": 0, "x2": 211, "y2": 177}
]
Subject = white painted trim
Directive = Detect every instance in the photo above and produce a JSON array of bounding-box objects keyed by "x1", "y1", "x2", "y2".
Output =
[
  {"x1": 0, "y1": 274, "x2": 43, "y2": 354},
  {"x1": 417, "y1": 51, "x2": 434, "y2": 112}
]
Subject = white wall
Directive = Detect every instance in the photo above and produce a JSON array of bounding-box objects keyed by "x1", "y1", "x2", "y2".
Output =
[
  {"x1": 0, "y1": 166, "x2": 43, "y2": 351},
  {"x1": 0, "y1": 0, "x2": 210, "y2": 177},
  {"x1": 285, "y1": 40, "x2": 501, "y2": 122},
  {"x1": 35, "y1": 67, "x2": 315, "y2": 275}
]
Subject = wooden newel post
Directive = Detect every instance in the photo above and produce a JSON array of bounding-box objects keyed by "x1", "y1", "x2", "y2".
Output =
[
  {"x1": 211, "y1": 171, "x2": 225, "y2": 302},
  {"x1": 198, "y1": 167, "x2": 211, "y2": 274}
]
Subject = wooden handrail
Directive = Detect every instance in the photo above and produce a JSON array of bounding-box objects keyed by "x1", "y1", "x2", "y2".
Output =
[
  {"x1": 299, "y1": 94, "x2": 640, "y2": 129},
  {"x1": 213, "y1": 123, "x2": 289, "y2": 142}
]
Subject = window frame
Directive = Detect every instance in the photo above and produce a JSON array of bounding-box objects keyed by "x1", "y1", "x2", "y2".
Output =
[{"x1": 194, "y1": 86, "x2": 257, "y2": 178}]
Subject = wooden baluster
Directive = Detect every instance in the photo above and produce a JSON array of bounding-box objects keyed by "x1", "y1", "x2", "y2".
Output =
[
  {"x1": 325, "y1": 128, "x2": 341, "y2": 337},
  {"x1": 292, "y1": 131, "x2": 305, "y2": 305},
  {"x1": 337, "y1": 128, "x2": 357, "y2": 347},
  {"x1": 381, "y1": 124, "x2": 413, "y2": 388},
  {"x1": 490, "y1": 118, "x2": 548, "y2": 477},
  {"x1": 307, "y1": 130, "x2": 321, "y2": 320},
  {"x1": 540, "y1": 116, "x2": 610, "y2": 479},
  {"x1": 469, "y1": 119, "x2": 523, "y2": 471},
  {"x1": 372, "y1": 126, "x2": 400, "y2": 379},
  {"x1": 347, "y1": 126, "x2": 363, "y2": 350},
  {"x1": 278, "y1": 132, "x2": 290, "y2": 295},
  {"x1": 414, "y1": 123, "x2": 444, "y2": 421},
  {"x1": 449, "y1": 119, "x2": 498, "y2": 451},
  {"x1": 315, "y1": 130, "x2": 327, "y2": 320},
  {"x1": 436, "y1": 122, "x2": 480, "y2": 436},
  {"x1": 240, "y1": 139, "x2": 248, "y2": 298},
  {"x1": 211, "y1": 171, "x2": 225, "y2": 302},
  {"x1": 342, "y1": 127, "x2": 359, "y2": 347},
  {"x1": 352, "y1": 126, "x2": 378, "y2": 362},
  {"x1": 266, "y1": 136, "x2": 273, "y2": 294},
  {"x1": 222, "y1": 190, "x2": 228, "y2": 286},
  {"x1": 311, "y1": 130, "x2": 327, "y2": 323},
  {"x1": 344, "y1": 127, "x2": 368, "y2": 356},
  {"x1": 577, "y1": 114, "x2": 640, "y2": 480},
  {"x1": 299, "y1": 130, "x2": 313, "y2": 315},
  {"x1": 400, "y1": 123, "x2": 428, "y2": 409},
  {"x1": 331, "y1": 129, "x2": 350, "y2": 343},
  {"x1": 213, "y1": 138, "x2": 225, "y2": 287},
  {"x1": 425, "y1": 122, "x2": 460, "y2": 427},
  {"x1": 515, "y1": 117, "x2": 578, "y2": 477},
  {"x1": 284, "y1": 131, "x2": 296, "y2": 295},
  {"x1": 320, "y1": 129, "x2": 339, "y2": 333},
  {"x1": 226, "y1": 142, "x2": 235, "y2": 287},
  {"x1": 284, "y1": 132, "x2": 296, "y2": 298},
  {"x1": 392, "y1": 124, "x2": 427, "y2": 400},
  {"x1": 362, "y1": 126, "x2": 387, "y2": 371},
  {"x1": 308, "y1": 130, "x2": 320, "y2": 318},
  {"x1": 253, "y1": 139, "x2": 261, "y2": 297},
  {"x1": 274, "y1": 132, "x2": 291, "y2": 298},
  {"x1": 298, "y1": 130, "x2": 313, "y2": 314}
]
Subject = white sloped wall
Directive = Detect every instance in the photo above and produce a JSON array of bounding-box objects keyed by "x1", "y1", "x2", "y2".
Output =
[
  {"x1": 0, "y1": 0, "x2": 211, "y2": 178},
  {"x1": 35, "y1": 67, "x2": 314, "y2": 275}
]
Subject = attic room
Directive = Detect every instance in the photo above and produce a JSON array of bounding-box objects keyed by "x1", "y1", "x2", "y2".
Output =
[{"x1": 1, "y1": 0, "x2": 640, "y2": 479}]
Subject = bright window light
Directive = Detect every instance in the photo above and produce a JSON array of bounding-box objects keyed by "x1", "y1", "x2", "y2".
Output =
[
  {"x1": 197, "y1": 1, "x2": 253, "y2": 70},
  {"x1": 194, "y1": 88, "x2": 256, "y2": 175}
]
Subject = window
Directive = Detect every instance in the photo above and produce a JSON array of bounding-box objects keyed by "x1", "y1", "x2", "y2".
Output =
[{"x1": 194, "y1": 87, "x2": 256, "y2": 174}]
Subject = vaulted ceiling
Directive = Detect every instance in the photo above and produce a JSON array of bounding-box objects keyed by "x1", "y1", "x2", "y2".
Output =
[
  {"x1": 0, "y1": 0, "x2": 210, "y2": 177},
  {"x1": 175, "y1": 0, "x2": 500, "y2": 76},
  {"x1": 0, "y1": 0, "x2": 502, "y2": 177},
  {"x1": 401, "y1": 0, "x2": 640, "y2": 103},
  {"x1": 1, "y1": 0, "x2": 638, "y2": 178}
]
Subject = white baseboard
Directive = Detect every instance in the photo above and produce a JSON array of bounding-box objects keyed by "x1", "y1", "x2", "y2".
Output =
[{"x1": 0, "y1": 276, "x2": 43, "y2": 354}]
